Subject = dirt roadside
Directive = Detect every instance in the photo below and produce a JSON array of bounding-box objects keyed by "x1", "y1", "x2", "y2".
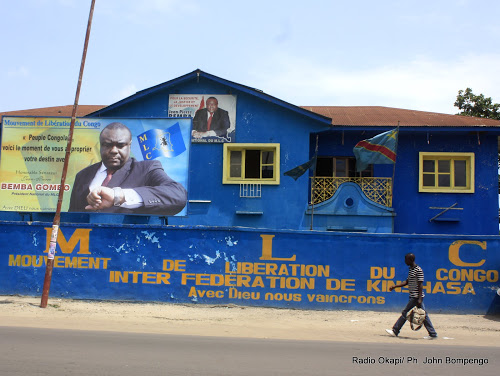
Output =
[{"x1": 0, "y1": 295, "x2": 498, "y2": 347}]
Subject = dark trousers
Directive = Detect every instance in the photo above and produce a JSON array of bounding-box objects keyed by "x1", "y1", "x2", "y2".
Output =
[{"x1": 392, "y1": 298, "x2": 437, "y2": 337}]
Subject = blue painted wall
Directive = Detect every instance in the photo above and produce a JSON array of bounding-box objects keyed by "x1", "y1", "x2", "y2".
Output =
[
  {"x1": 2, "y1": 222, "x2": 499, "y2": 314},
  {"x1": 393, "y1": 131, "x2": 499, "y2": 235},
  {"x1": 303, "y1": 182, "x2": 395, "y2": 233}
]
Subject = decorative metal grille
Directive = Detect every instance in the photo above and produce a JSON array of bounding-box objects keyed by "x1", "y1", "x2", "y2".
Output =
[
  {"x1": 310, "y1": 177, "x2": 393, "y2": 207},
  {"x1": 240, "y1": 183, "x2": 262, "y2": 198}
]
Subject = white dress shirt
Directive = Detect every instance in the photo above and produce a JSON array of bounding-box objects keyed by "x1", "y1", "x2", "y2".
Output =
[{"x1": 89, "y1": 163, "x2": 143, "y2": 209}]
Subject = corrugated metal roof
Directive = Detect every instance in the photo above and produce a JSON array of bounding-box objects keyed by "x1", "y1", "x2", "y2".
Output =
[
  {"x1": 0, "y1": 105, "x2": 106, "y2": 122},
  {"x1": 2, "y1": 104, "x2": 500, "y2": 128},
  {"x1": 301, "y1": 106, "x2": 500, "y2": 127}
]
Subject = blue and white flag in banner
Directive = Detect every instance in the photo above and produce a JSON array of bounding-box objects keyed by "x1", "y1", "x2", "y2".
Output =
[{"x1": 137, "y1": 123, "x2": 186, "y2": 160}]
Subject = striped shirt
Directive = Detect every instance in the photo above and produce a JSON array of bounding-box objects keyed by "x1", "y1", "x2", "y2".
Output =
[{"x1": 408, "y1": 265, "x2": 424, "y2": 298}]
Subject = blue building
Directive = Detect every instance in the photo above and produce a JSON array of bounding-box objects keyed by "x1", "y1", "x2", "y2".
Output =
[
  {"x1": 2, "y1": 70, "x2": 500, "y2": 235},
  {"x1": 2, "y1": 70, "x2": 500, "y2": 313},
  {"x1": 75, "y1": 69, "x2": 500, "y2": 236}
]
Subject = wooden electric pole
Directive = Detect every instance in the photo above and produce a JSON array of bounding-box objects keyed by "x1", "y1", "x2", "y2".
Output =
[{"x1": 41, "y1": 0, "x2": 96, "y2": 308}]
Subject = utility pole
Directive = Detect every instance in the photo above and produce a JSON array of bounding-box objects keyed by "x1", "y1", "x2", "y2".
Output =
[{"x1": 41, "y1": 0, "x2": 96, "y2": 308}]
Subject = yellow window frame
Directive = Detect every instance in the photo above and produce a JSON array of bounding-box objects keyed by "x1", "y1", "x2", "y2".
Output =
[
  {"x1": 223, "y1": 143, "x2": 280, "y2": 185},
  {"x1": 418, "y1": 152, "x2": 475, "y2": 193}
]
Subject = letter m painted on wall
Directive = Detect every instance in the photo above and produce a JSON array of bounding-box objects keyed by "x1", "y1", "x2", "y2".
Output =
[{"x1": 44, "y1": 228, "x2": 92, "y2": 255}]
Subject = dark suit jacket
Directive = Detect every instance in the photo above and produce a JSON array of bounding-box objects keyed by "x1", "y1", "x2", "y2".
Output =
[
  {"x1": 69, "y1": 158, "x2": 187, "y2": 215},
  {"x1": 192, "y1": 108, "x2": 230, "y2": 137}
]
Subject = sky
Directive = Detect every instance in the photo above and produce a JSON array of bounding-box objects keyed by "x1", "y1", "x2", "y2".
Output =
[{"x1": 1, "y1": 0, "x2": 500, "y2": 115}]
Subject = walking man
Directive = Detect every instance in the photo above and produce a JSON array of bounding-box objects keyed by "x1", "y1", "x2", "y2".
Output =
[{"x1": 385, "y1": 253, "x2": 438, "y2": 339}]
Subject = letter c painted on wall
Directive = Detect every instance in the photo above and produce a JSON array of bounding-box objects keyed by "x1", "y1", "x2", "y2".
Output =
[{"x1": 448, "y1": 240, "x2": 486, "y2": 267}]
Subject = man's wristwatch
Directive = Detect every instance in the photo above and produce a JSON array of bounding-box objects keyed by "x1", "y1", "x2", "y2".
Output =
[{"x1": 113, "y1": 187, "x2": 124, "y2": 207}]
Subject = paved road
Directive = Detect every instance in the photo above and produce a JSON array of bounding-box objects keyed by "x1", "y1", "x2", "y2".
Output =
[{"x1": 0, "y1": 326, "x2": 496, "y2": 375}]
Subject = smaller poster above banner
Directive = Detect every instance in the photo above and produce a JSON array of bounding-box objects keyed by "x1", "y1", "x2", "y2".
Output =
[{"x1": 168, "y1": 94, "x2": 236, "y2": 143}]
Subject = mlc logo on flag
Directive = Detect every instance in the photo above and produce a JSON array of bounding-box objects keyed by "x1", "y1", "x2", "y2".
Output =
[
  {"x1": 137, "y1": 122, "x2": 186, "y2": 160},
  {"x1": 353, "y1": 128, "x2": 398, "y2": 171}
]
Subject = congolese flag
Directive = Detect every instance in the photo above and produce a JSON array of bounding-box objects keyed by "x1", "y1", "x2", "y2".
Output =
[
  {"x1": 283, "y1": 155, "x2": 317, "y2": 181},
  {"x1": 137, "y1": 122, "x2": 186, "y2": 160},
  {"x1": 353, "y1": 128, "x2": 398, "y2": 171}
]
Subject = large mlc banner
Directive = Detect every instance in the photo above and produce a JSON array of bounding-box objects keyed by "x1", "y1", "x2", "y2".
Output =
[
  {"x1": 0, "y1": 117, "x2": 191, "y2": 216},
  {"x1": 1, "y1": 223, "x2": 499, "y2": 314}
]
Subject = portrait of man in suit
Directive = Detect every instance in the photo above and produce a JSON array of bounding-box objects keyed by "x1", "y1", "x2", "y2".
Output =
[
  {"x1": 192, "y1": 96, "x2": 230, "y2": 140},
  {"x1": 69, "y1": 122, "x2": 187, "y2": 215}
]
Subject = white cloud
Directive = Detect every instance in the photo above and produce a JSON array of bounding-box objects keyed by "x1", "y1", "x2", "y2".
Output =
[
  {"x1": 31, "y1": 0, "x2": 76, "y2": 6},
  {"x1": 248, "y1": 53, "x2": 500, "y2": 114},
  {"x1": 96, "y1": 0, "x2": 199, "y2": 24},
  {"x1": 134, "y1": 0, "x2": 199, "y2": 13},
  {"x1": 7, "y1": 66, "x2": 30, "y2": 78},
  {"x1": 57, "y1": 0, "x2": 76, "y2": 6},
  {"x1": 114, "y1": 84, "x2": 138, "y2": 102}
]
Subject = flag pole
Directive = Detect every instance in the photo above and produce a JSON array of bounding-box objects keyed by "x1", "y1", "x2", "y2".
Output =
[
  {"x1": 310, "y1": 135, "x2": 319, "y2": 230},
  {"x1": 390, "y1": 123, "x2": 400, "y2": 207},
  {"x1": 40, "y1": 0, "x2": 96, "y2": 308}
]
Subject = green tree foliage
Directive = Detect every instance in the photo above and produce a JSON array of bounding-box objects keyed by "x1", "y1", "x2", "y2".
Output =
[
  {"x1": 454, "y1": 88, "x2": 500, "y2": 120},
  {"x1": 454, "y1": 89, "x2": 500, "y2": 195}
]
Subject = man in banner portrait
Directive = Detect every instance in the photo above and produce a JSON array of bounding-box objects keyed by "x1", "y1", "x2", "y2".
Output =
[
  {"x1": 69, "y1": 122, "x2": 187, "y2": 215},
  {"x1": 192, "y1": 96, "x2": 230, "y2": 140}
]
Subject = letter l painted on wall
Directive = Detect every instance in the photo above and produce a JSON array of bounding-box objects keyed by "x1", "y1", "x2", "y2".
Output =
[{"x1": 259, "y1": 235, "x2": 296, "y2": 261}]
